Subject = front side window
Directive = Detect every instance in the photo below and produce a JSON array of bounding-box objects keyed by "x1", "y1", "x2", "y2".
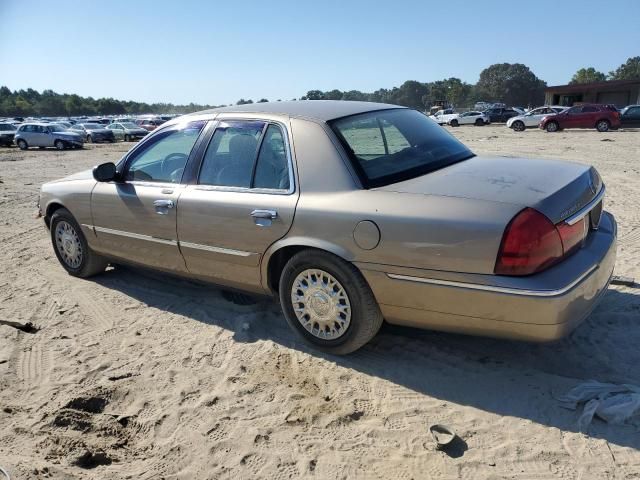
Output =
[
  {"x1": 330, "y1": 109, "x2": 474, "y2": 188},
  {"x1": 582, "y1": 106, "x2": 597, "y2": 113},
  {"x1": 124, "y1": 121, "x2": 205, "y2": 183}
]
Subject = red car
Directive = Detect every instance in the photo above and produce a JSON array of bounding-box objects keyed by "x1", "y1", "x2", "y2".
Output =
[
  {"x1": 135, "y1": 119, "x2": 165, "y2": 132},
  {"x1": 539, "y1": 104, "x2": 620, "y2": 132}
]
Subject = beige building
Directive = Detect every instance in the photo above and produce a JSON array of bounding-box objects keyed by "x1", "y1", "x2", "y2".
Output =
[{"x1": 544, "y1": 79, "x2": 640, "y2": 107}]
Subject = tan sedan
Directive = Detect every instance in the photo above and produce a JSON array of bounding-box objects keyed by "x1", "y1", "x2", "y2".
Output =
[{"x1": 39, "y1": 101, "x2": 616, "y2": 354}]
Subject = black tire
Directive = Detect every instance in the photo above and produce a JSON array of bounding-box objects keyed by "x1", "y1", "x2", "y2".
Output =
[
  {"x1": 545, "y1": 121, "x2": 559, "y2": 133},
  {"x1": 512, "y1": 120, "x2": 525, "y2": 132},
  {"x1": 50, "y1": 208, "x2": 108, "y2": 278},
  {"x1": 124, "y1": 134, "x2": 131, "y2": 142},
  {"x1": 596, "y1": 119, "x2": 610, "y2": 132},
  {"x1": 475, "y1": 118, "x2": 484, "y2": 126},
  {"x1": 450, "y1": 119, "x2": 459, "y2": 127},
  {"x1": 17, "y1": 139, "x2": 28, "y2": 150},
  {"x1": 54, "y1": 140, "x2": 65, "y2": 150},
  {"x1": 279, "y1": 250, "x2": 383, "y2": 355},
  {"x1": 86, "y1": 134, "x2": 92, "y2": 143}
]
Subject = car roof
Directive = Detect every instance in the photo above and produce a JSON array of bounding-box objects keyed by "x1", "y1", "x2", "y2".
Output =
[{"x1": 197, "y1": 100, "x2": 405, "y2": 122}]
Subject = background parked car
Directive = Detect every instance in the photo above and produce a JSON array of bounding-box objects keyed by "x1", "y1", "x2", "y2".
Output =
[
  {"x1": 619, "y1": 105, "x2": 640, "y2": 128},
  {"x1": 15, "y1": 123, "x2": 84, "y2": 150},
  {"x1": 540, "y1": 104, "x2": 621, "y2": 132},
  {"x1": 135, "y1": 118, "x2": 165, "y2": 131},
  {"x1": 507, "y1": 106, "x2": 568, "y2": 131},
  {"x1": 449, "y1": 111, "x2": 490, "y2": 126},
  {"x1": 70, "y1": 123, "x2": 116, "y2": 143},
  {"x1": 483, "y1": 107, "x2": 520, "y2": 123},
  {"x1": 106, "y1": 122, "x2": 149, "y2": 141},
  {"x1": 0, "y1": 122, "x2": 17, "y2": 146},
  {"x1": 430, "y1": 109, "x2": 458, "y2": 125}
]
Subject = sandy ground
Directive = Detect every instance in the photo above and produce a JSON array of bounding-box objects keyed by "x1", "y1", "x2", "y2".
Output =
[{"x1": 0, "y1": 125, "x2": 639, "y2": 479}]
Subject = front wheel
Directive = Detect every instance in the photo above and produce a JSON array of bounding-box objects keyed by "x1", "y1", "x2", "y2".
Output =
[
  {"x1": 17, "y1": 139, "x2": 28, "y2": 150},
  {"x1": 475, "y1": 118, "x2": 484, "y2": 126},
  {"x1": 512, "y1": 120, "x2": 525, "y2": 132},
  {"x1": 50, "y1": 208, "x2": 108, "y2": 278},
  {"x1": 279, "y1": 250, "x2": 383, "y2": 355},
  {"x1": 124, "y1": 134, "x2": 131, "y2": 142},
  {"x1": 596, "y1": 120, "x2": 610, "y2": 132},
  {"x1": 450, "y1": 119, "x2": 459, "y2": 127},
  {"x1": 86, "y1": 134, "x2": 92, "y2": 143},
  {"x1": 545, "y1": 121, "x2": 559, "y2": 132},
  {"x1": 54, "y1": 140, "x2": 65, "y2": 150}
]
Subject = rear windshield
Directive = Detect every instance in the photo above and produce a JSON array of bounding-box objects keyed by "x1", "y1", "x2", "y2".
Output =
[
  {"x1": 330, "y1": 108, "x2": 474, "y2": 188},
  {"x1": 0, "y1": 123, "x2": 16, "y2": 131}
]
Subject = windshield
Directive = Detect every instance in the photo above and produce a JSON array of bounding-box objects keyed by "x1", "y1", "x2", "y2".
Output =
[
  {"x1": 121, "y1": 122, "x2": 138, "y2": 129},
  {"x1": 330, "y1": 109, "x2": 474, "y2": 188},
  {"x1": 83, "y1": 123, "x2": 101, "y2": 130}
]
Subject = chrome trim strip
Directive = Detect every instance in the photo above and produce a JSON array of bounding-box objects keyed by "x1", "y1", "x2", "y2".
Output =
[
  {"x1": 387, "y1": 265, "x2": 598, "y2": 297},
  {"x1": 564, "y1": 185, "x2": 605, "y2": 226},
  {"x1": 179, "y1": 241, "x2": 253, "y2": 257},
  {"x1": 94, "y1": 226, "x2": 177, "y2": 246}
]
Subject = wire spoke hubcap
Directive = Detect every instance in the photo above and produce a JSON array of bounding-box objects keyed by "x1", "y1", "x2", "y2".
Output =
[
  {"x1": 55, "y1": 221, "x2": 83, "y2": 268},
  {"x1": 291, "y1": 269, "x2": 351, "y2": 340}
]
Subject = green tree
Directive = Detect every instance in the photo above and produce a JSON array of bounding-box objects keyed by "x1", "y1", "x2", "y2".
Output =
[
  {"x1": 570, "y1": 67, "x2": 607, "y2": 84},
  {"x1": 236, "y1": 98, "x2": 254, "y2": 105},
  {"x1": 324, "y1": 89, "x2": 343, "y2": 100},
  {"x1": 608, "y1": 56, "x2": 640, "y2": 80},
  {"x1": 305, "y1": 90, "x2": 325, "y2": 100},
  {"x1": 257, "y1": 98, "x2": 269, "y2": 103},
  {"x1": 476, "y1": 63, "x2": 546, "y2": 106}
]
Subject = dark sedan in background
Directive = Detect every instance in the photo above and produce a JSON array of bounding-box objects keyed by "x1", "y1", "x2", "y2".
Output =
[
  {"x1": 0, "y1": 122, "x2": 17, "y2": 146},
  {"x1": 620, "y1": 105, "x2": 640, "y2": 128},
  {"x1": 483, "y1": 107, "x2": 520, "y2": 123},
  {"x1": 70, "y1": 123, "x2": 116, "y2": 143}
]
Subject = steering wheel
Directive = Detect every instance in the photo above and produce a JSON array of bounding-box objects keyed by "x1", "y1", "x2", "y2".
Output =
[{"x1": 161, "y1": 153, "x2": 188, "y2": 181}]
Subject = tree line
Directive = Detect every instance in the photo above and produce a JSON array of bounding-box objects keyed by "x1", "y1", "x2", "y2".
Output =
[{"x1": 1, "y1": 57, "x2": 638, "y2": 117}]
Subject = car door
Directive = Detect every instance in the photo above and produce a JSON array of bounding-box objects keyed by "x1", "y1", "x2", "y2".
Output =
[
  {"x1": 177, "y1": 119, "x2": 298, "y2": 292},
  {"x1": 580, "y1": 105, "x2": 599, "y2": 127},
  {"x1": 91, "y1": 120, "x2": 207, "y2": 272},
  {"x1": 34, "y1": 125, "x2": 50, "y2": 146},
  {"x1": 563, "y1": 106, "x2": 583, "y2": 128}
]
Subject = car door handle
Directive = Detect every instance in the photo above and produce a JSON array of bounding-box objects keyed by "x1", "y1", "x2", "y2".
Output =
[
  {"x1": 154, "y1": 199, "x2": 174, "y2": 208},
  {"x1": 250, "y1": 209, "x2": 277, "y2": 220}
]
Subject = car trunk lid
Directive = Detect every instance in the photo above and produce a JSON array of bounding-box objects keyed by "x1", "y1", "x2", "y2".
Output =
[{"x1": 375, "y1": 155, "x2": 602, "y2": 224}]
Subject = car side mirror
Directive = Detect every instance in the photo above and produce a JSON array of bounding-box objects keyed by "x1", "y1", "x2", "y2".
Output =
[{"x1": 93, "y1": 162, "x2": 117, "y2": 182}]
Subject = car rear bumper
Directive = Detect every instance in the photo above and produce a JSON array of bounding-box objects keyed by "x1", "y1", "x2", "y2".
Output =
[{"x1": 358, "y1": 212, "x2": 617, "y2": 342}]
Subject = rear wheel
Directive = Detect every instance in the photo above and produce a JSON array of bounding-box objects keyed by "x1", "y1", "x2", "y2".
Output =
[
  {"x1": 279, "y1": 250, "x2": 383, "y2": 355},
  {"x1": 124, "y1": 134, "x2": 131, "y2": 142},
  {"x1": 545, "y1": 121, "x2": 559, "y2": 132},
  {"x1": 450, "y1": 119, "x2": 459, "y2": 127},
  {"x1": 596, "y1": 119, "x2": 610, "y2": 132},
  {"x1": 17, "y1": 139, "x2": 28, "y2": 150},
  {"x1": 86, "y1": 134, "x2": 92, "y2": 143},
  {"x1": 512, "y1": 120, "x2": 525, "y2": 132},
  {"x1": 54, "y1": 140, "x2": 65, "y2": 150},
  {"x1": 50, "y1": 208, "x2": 108, "y2": 278},
  {"x1": 475, "y1": 118, "x2": 484, "y2": 126}
]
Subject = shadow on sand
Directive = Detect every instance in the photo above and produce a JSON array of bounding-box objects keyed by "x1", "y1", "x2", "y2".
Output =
[{"x1": 92, "y1": 264, "x2": 640, "y2": 450}]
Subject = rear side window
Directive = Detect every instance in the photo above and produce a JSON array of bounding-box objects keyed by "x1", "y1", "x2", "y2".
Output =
[
  {"x1": 198, "y1": 121, "x2": 291, "y2": 191},
  {"x1": 582, "y1": 106, "x2": 598, "y2": 113}
]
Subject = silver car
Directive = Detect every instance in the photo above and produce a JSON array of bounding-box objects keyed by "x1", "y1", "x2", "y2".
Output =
[
  {"x1": 106, "y1": 122, "x2": 149, "y2": 142},
  {"x1": 16, "y1": 123, "x2": 84, "y2": 150},
  {"x1": 38, "y1": 101, "x2": 616, "y2": 354}
]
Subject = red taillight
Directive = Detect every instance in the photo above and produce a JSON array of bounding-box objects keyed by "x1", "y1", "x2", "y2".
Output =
[{"x1": 495, "y1": 208, "x2": 563, "y2": 276}]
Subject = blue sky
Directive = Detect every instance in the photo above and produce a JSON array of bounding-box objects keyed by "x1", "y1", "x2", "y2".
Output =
[{"x1": 1, "y1": 0, "x2": 638, "y2": 105}]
